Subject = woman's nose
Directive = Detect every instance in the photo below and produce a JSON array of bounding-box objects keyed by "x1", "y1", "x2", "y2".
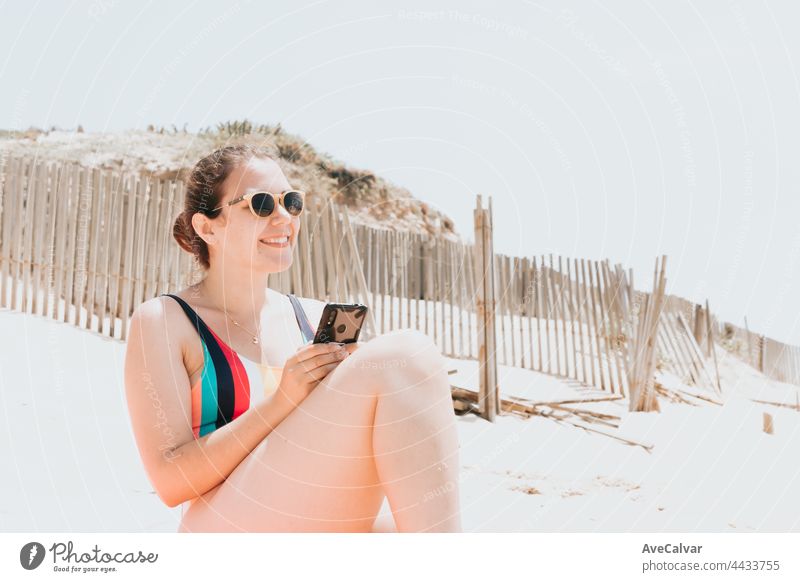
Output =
[{"x1": 272, "y1": 202, "x2": 292, "y2": 222}]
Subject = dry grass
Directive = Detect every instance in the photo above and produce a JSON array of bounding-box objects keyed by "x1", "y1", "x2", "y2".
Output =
[{"x1": 0, "y1": 120, "x2": 460, "y2": 239}]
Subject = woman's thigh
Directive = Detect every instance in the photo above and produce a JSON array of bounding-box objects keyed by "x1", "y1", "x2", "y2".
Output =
[{"x1": 178, "y1": 345, "x2": 387, "y2": 533}]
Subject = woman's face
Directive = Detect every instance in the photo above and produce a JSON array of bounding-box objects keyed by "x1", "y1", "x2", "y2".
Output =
[{"x1": 210, "y1": 157, "x2": 301, "y2": 273}]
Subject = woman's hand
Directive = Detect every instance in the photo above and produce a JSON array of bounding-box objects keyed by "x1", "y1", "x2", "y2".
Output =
[{"x1": 275, "y1": 341, "x2": 356, "y2": 409}]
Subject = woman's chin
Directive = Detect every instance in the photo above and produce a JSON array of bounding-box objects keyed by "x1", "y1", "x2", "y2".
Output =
[
  {"x1": 253, "y1": 242, "x2": 295, "y2": 271},
  {"x1": 257, "y1": 255, "x2": 293, "y2": 272}
]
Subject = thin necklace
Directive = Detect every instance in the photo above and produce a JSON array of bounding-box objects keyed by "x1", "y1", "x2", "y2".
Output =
[
  {"x1": 224, "y1": 310, "x2": 262, "y2": 345},
  {"x1": 198, "y1": 282, "x2": 262, "y2": 344}
]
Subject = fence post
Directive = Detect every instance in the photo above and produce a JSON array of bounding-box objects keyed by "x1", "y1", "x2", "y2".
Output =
[
  {"x1": 340, "y1": 205, "x2": 379, "y2": 341},
  {"x1": 473, "y1": 194, "x2": 499, "y2": 421},
  {"x1": 693, "y1": 303, "x2": 706, "y2": 352},
  {"x1": 705, "y1": 299, "x2": 722, "y2": 392},
  {"x1": 744, "y1": 316, "x2": 753, "y2": 368},
  {"x1": 628, "y1": 255, "x2": 667, "y2": 412}
]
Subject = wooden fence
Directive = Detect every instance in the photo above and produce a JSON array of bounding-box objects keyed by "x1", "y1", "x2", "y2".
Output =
[
  {"x1": 713, "y1": 317, "x2": 800, "y2": 386},
  {"x1": 2, "y1": 155, "x2": 798, "y2": 415},
  {"x1": 0, "y1": 156, "x2": 376, "y2": 342}
]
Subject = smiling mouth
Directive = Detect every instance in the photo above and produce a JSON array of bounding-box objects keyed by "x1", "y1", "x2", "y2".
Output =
[{"x1": 259, "y1": 235, "x2": 290, "y2": 248}]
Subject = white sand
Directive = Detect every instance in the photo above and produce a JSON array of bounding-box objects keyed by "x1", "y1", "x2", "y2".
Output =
[{"x1": 2, "y1": 306, "x2": 799, "y2": 532}]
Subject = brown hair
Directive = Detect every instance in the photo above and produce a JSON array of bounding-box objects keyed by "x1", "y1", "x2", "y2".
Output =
[{"x1": 172, "y1": 144, "x2": 275, "y2": 270}]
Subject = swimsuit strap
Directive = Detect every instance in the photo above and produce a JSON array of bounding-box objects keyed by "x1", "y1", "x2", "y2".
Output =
[
  {"x1": 287, "y1": 294, "x2": 316, "y2": 344},
  {"x1": 160, "y1": 293, "x2": 249, "y2": 434},
  {"x1": 159, "y1": 292, "x2": 313, "y2": 437},
  {"x1": 163, "y1": 292, "x2": 314, "y2": 344}
]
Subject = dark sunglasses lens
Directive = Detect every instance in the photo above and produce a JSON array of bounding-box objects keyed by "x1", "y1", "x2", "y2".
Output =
[
  {"x1": 251, "y1": 193, "x2": 275, "y2": 216},
  {"x1": 284, "y1": 191, "x2": 304, "y2": 215}
]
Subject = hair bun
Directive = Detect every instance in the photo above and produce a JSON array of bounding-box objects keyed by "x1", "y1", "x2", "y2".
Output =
[{"x1": 172, "y1": 212, "x2": 194, "y2": 255}]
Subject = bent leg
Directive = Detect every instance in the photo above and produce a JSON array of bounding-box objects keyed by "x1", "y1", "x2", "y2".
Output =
[
  {"x1": 178, "y1": 328, "x2": 461, "y2": 533},
  {"x1": 366, "y1": 330, "x2": 462, "y2": 531}
]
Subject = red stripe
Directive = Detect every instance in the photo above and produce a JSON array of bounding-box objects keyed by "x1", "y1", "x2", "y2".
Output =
[{"x1": 206, "y1": 327, "x2": 250, "y2": 417}]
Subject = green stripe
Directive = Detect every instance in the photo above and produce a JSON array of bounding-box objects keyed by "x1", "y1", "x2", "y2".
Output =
[{"x1": 198, "y1": 339, "x2": 219, "y2": 437}]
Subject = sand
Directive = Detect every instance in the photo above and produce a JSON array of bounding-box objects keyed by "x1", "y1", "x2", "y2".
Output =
[{"x1": 2, "y1": 305, "x2": 799, "y2": 532}]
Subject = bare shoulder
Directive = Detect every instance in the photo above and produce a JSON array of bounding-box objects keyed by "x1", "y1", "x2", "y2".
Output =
[
  {"x1": 129, "y1": 294, "x2": 192, "y2": 351},
  {"x1": 132, "y1": 293, "x2": 185, "y2": 326}
]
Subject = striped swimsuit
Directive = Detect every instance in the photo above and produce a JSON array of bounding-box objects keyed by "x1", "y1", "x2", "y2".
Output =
[{"x1": 162, "y1": 293, "x2": 316, "y2": 439}]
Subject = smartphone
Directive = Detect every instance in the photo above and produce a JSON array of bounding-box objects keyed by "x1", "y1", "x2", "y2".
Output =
[{"x1": 313, "y1": 303, "x2": 368, "y2": 344}]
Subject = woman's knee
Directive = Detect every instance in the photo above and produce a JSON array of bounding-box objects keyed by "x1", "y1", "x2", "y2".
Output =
[
  {"x1": 365, "y1": 329, "x2": 441, "y2": 360},
  {"x1": 344, "y1": 329, "x2": 449, "y2": 397}
]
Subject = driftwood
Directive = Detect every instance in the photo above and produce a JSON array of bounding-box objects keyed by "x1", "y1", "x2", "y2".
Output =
[
  {"x1": 751, "y1": 398, "x2": 800, "y2": 412},
  {"x1": 548, "y1": 404, "x2": 620, "y2": 421},
  {"x1": 654, "y1": 384, "x2": 701, "y2": 406},
  {"x1": 498, "y1": 394, "x2": 625, "y2": 406},
  {"x1": 451, "y1": 385, "x2": 653, "y2": 452},
  {"x1": 654, "y1": 382, "x2": 723, "y2": 406}
]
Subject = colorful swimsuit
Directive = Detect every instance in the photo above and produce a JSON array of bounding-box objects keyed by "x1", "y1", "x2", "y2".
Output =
[{"x1": 161, "y1": 293, "x2": 316, "y2": 439}]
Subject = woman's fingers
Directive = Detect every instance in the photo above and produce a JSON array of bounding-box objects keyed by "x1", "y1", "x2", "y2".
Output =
[
  {"x1": 344, "y1": 342, "x2": 361, "y2": 355},
  {"x1": 284, "y1": 342, "x2": 361, "y2": 385},
  {"x1": 310, "y1": 348, "x2": 347, "y2": 366},
  {"x1": 294, "y1": 342, "x2": 342, "y2": 363},
  {"x1": 306, "y1": 361, "x2": 342, "y2": 382},
  {"x1": 287, "y1": 346, "x2": 346, "y2": 376}
]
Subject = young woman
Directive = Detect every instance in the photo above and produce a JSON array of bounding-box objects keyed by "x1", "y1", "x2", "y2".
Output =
[{"x1": 124, "y1": 144, "x2": 462, "y2": 532}]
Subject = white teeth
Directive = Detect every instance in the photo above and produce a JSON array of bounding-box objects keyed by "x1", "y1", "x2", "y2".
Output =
[{"x1": 262, "y1": 236, "x2": 289, "y2": 244}]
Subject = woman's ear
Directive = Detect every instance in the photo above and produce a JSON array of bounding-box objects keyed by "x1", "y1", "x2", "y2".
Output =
[{"x1": 191, "y1": 212, "x2": 218, "y2": 247}]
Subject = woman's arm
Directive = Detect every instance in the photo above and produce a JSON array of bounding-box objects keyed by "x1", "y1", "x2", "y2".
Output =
[
  {"x1": 124, "y1": 297, "x2": 295, "y2": 508},
  {"x1": 159, "y1": 392, "x2": 295, "y2": 508}
]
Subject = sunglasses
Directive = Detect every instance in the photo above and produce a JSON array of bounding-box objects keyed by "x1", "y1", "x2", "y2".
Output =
[{"x1": 211, "y1": 189, "x2": 305, "y2": 218}]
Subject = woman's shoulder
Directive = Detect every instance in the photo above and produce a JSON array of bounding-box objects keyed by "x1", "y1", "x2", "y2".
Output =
[
  {"x1": 130, "y1": 290, "x2": 195, "y2": 343},
  {"x1": 128, "y1": 291, "x2": 203, "y2": 375},
  {"x1": 134, "y1": 290, "x2": 189, "y2": 317}
]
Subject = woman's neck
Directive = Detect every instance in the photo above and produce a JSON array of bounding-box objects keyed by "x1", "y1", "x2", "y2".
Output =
[{"x1": 195, "y1": 267, "x2": 272, "y2": 324}]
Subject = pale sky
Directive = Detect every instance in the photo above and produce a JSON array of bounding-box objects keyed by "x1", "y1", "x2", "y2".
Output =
[{"x1": 2, "y1": 0, "x2": 799, "y2": 345}]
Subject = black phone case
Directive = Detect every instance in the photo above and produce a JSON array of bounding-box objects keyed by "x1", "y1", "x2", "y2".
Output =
[{"x1": 313, "y1": 303, "x2": 368, "y2": 344}]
